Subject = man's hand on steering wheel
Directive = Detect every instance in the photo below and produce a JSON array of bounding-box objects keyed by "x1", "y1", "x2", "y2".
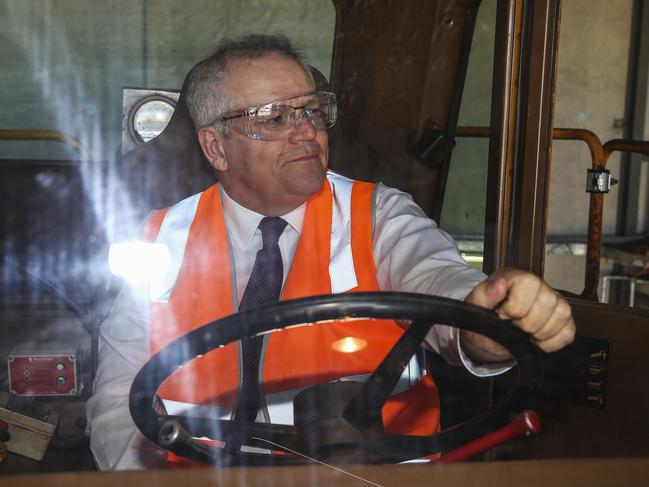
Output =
[{"x1": 461, "y1": 268, "x2": 576, "y2": 364}]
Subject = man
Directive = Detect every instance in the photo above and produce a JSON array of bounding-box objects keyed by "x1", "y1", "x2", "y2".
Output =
[{"x1": 86, "y1": 34, "x2": 575, "y2": 470}]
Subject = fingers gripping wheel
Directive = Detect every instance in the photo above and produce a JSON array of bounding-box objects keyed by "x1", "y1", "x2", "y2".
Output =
[{"x1": 129, "y1": 292, "x2": 541, "y2": 466}]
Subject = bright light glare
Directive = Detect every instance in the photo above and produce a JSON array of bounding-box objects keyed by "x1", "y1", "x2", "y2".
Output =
[
  {"x1": 331, "y1": 337, "x2": 368, "y2": 353},
  {"x1": 109, "y1": 242, "x2": 170, "y2": 284}
]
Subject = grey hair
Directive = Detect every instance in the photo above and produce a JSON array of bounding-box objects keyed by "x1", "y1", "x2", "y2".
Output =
[{"x1": 185, "y1": 34, "x2": 315, "y2": 134}]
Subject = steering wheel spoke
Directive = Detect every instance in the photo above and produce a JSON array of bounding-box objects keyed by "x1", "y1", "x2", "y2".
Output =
[{"x1": 343, "y1": 319, "x2": 433, "y2": 431}]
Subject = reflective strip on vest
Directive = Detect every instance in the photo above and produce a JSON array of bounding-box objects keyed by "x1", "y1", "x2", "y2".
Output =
[
  {"x1": 151, "y1": 171, "x2": 359, "y2": 303},
  {"x1": 150, "y1": 192, "x2": 202, "y2": 303},
  {"x1": 327, "y1": 171, "x2": 358, "y2": 293}
]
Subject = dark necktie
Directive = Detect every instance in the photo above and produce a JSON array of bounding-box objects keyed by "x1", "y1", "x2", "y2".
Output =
[{"x1": 233, "y1": 216, "x2": 288, "y2": 424}]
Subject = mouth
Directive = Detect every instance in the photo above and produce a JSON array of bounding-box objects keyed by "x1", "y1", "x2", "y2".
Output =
[{"x1": 287, "y1": 153, "x2": 320, "y2": 163}]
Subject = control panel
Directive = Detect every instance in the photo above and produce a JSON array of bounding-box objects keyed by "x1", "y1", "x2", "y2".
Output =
[{"x1": 7, "y1": 344, "x2": 82, "y2": 397}]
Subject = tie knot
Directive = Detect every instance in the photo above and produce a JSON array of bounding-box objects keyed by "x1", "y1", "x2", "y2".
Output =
[{"x1": 258, "y1": 217, "x2": 287, "y2": 248}]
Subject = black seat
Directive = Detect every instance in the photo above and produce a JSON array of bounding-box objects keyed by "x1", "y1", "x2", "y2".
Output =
[{"x1": 117, "y1": 70, "x2": 217, "y2": 224}]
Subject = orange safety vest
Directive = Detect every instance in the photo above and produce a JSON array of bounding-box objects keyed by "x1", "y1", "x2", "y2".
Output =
[{"x1": 142, "y1": 172, "x2": 440, "y2": 438}]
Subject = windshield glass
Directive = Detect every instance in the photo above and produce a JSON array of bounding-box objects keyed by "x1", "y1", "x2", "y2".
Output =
[{"x1": 1, "y1": 0, "x2": 648, "y2": 481}]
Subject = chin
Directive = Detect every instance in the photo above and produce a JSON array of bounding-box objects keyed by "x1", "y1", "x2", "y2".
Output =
[{"x1": 285, "y1": 162, "x2": 327, "y2": 198}]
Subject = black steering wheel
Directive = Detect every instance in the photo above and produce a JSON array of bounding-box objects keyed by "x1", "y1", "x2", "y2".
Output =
[{"x1": 129, "y1": 292, "x2": 541, "y2": 466}]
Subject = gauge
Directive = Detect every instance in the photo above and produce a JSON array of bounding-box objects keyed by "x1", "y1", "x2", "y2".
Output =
[{"x1": 128, "y1": 95, "x2": 177, "y2": 144}]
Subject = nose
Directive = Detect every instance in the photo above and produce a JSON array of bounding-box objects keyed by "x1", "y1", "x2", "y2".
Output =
[{"x1": 289, "y1": 110, "x2": 317, "y2": 142}]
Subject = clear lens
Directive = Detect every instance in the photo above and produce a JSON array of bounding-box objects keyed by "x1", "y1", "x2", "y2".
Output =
[{"x1": 224, "y1": 91, "x2": 337, "y2": 141}]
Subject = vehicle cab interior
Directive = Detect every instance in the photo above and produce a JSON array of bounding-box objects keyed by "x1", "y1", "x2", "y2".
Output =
[{"x1": 1, "y1": 0, "x2": 649, "y2": 485}]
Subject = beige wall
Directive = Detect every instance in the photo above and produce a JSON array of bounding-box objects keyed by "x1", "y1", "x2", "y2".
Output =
[
  {"x1": 549, "y1": 0, "x2": 632, "y2": 237},
  {"x1": 544, "y1": 0, "x2": 633, "y2": 294}
]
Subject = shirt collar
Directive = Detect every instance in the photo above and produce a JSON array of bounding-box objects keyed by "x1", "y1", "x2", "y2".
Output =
[{"x1": 219, "y1": 185, "x2": 305, "y2": 250}]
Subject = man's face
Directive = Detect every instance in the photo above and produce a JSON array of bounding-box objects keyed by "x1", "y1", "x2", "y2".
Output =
[{"x1": 200, "y1": 53, "x2": 329, "y2": 216}]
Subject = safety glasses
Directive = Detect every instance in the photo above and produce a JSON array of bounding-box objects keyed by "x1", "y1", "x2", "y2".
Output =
[{"x1": 214, "y1": 91, "x2": 337, "y2": 141}]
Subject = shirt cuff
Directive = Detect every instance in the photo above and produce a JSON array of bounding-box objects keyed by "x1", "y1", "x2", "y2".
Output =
[{"x1": 455, "y1": 327, "x2": 516, "y2": 377}]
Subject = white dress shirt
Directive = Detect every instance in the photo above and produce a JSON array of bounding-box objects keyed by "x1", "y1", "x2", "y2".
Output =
[{"x1": 86, "y1": 182, "x2": 506, "y2": 471}]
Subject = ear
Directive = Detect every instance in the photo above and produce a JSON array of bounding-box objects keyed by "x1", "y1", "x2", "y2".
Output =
[{"x1": 198, "y1": 126, "x2": 228, "y2": 172}]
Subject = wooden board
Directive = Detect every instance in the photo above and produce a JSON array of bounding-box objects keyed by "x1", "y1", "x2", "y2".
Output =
[
  {"x1": 0, "y1": 393, "x2": 58, "y2": 461},
  {"x1": 3, "y1": 458, "x2": 649, "y2": 487}
]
